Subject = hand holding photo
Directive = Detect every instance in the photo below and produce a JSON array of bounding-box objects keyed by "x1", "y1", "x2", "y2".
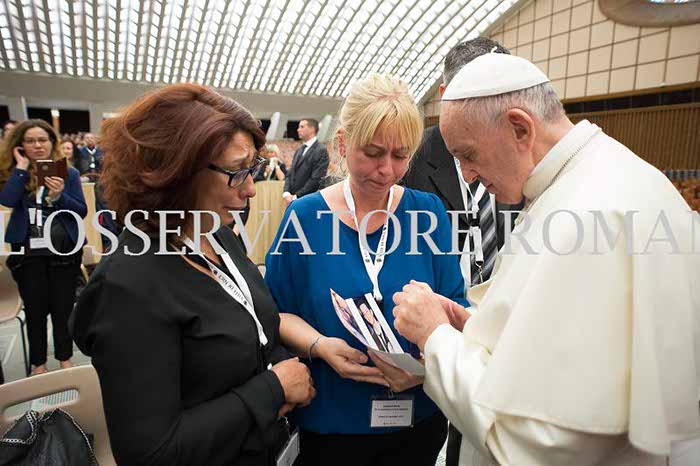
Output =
[{"x1": 330, "y1": 290, "x2": 424, "y2": 376}]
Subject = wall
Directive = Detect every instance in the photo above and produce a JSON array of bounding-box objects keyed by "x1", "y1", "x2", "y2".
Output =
[{"x1": 423, "y1": 0, "x2": 700, "y2": 118}]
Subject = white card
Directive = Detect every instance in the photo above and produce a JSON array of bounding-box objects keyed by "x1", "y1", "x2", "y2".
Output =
[
  {"x1": 370, "y1": 349, "x2": 425, "y2": 376},
  {"x1": 29, "y1": 237, "x2": 50, "y2": 250},
  {"x1": 370, "y1": 398, "x2": 414, "y2": 428},
  {"x1": 276, "y1": 431, "x2": 300, "y2": 466}
]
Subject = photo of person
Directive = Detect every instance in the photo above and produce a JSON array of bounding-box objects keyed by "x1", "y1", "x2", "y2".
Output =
[
  {"x1": 361, "y1": 295, "x2": 404, "y2": 354},
  {"x1": 333, "y1": 291, "x2": 404, "y2": 354},
  {"x1": 330, "y1": 289, "x2": 368, "y2": 346},
  {"x1": 359, "y1": 302, "x2": 391, "y2": 352}
]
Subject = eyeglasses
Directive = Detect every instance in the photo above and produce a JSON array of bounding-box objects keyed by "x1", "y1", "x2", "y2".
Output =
[
  {"x1": 23, "y1": 137, "x2": 51, "y2": 146},
  {"x1": 208, "y1": 156, "x2": 267, "y2": 188}
]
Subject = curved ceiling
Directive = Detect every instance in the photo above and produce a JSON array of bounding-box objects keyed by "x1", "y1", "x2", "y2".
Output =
[{"x1": 0, "y1": 0, "x2": 520, "y2": 103}]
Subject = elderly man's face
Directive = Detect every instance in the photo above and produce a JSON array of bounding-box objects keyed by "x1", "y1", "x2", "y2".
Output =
[
  {"x1": 440, "y1": 102, "x2": 529, "y2": 204},
  {"x1": 85, "y1": 134, "x2": 96, "y2": 146}
]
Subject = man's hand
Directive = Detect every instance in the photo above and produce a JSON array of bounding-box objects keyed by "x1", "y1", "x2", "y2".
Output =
[
  {"x1": 436, "y1": 294, "x2": 471, "y2": 332},
  {"x1": 392, "y1": 280, "x2": 450, "y2": 351}
]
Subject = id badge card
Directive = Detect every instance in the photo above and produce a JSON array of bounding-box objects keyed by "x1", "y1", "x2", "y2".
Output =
[
  {"x1": 276, "y1": 427, "x2": 300, "y2": 466},
  {"x1": 28, "y1": 208, "x2": 49, "y2": 250},
  {"x1": 29, "y1": 237, "x2": 50, "y2": 250},
  {"x1": 370, "y1": 393, "x2": 414, "y2": 428}
]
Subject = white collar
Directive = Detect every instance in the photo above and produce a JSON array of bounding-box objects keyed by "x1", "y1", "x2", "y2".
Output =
[
  {"x1": 303, "y1": 137, "x2": 317, "y2": 149},
  {"x1": 523, "y1": 119, "x2": 598, "y2": 202}
]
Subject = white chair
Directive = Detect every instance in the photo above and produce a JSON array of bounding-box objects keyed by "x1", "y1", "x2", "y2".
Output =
[
  {"x1": 0, "y1": 364, "x2": 116, "y2": 465},
  {"x1": 0, "y1": 255, "x2": 29, "y2": 376}
]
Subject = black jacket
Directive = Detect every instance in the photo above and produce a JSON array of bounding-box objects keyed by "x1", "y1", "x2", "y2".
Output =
[
  {"x1": 70, "y1": 227, "x2": 290, "y2": 466},
  {"x1": 402, "y1": 125, "x2": 524, "y2": 254},
  {"x1": 283, "y1": 140, "x2": 329, "y2": 197},
  {"x1": 75, "y1": 146, "x2": 104, "y2": 175}
]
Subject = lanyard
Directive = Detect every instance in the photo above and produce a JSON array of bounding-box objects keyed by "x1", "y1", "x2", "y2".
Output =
[
  {"x1": 32, "y1": 186, "x2": 46, "y2": 228},
  {"x1": 342, "y1": 178, "x2": 393, "y2": 302},
  {"x1": 454, "y1": 160, "x2": 488, "y2": 289},
  {"x1": 181, "y1": 236, "x2": 268, "y2": 347}
]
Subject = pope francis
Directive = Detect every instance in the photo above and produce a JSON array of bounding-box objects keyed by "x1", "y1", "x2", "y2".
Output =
[{"x1": 393, "y1": 52, "x2": 700, "y2": 465}]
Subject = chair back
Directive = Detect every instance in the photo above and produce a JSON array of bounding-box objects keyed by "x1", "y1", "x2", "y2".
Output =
[
  {"x1": 0, "y1": 255, "x2": 21, "y2": 325},
  {"x1": 0, "y1": 365, "x2": 116, "y2": 466}
]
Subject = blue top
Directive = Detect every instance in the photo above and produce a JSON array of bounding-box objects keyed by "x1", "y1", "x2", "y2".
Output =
[
  {"x1": 0, "y1": 167, "x2": 87, "y2": 245},
  {"x1": 265, "y1": 187, "x2": 468, "y2": 434}
]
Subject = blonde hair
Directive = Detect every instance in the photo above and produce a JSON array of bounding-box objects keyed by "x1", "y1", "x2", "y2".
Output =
[
  {"x1": 265, "y1": 144, "x2": 281, "y2": 157},
  {"x1": 333, "y1": 74, "x2": 423, "y2": 177}
]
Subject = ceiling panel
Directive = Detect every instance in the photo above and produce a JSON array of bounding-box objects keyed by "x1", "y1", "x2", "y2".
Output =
[{"x1": 0, "y1": 0, "x2": 517, "y2": 101}]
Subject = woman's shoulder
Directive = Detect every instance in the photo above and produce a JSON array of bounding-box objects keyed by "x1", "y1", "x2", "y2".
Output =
[
  {"x1": 399, "y1": 186, "x2": 446, "y2": 212},
  {"x1": 285, "y1": 191, "x2": 327, "y2": 218},
  {"x1": 67, "y1": 166, "x2": 80, "y2": 178}
]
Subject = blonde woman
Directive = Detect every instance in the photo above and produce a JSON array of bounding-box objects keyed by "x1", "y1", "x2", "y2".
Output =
[
  {"x1": 265, "y1": 75, "x2": 466, "y2": 465},
  {"x1": 255, "y1": 144, "x2": 286, "y2": 182},
  {"x1": 0, "y1": 119, "x2": 86, "y2": 375}
]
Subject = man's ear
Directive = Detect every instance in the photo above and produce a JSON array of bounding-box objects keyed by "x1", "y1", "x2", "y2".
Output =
[
  {"x1": 505, "y1": 109, "x2": 536, "y2": 152},
  {"x1": 438, "y1": 84, "x2": 446, "y2": 98}
]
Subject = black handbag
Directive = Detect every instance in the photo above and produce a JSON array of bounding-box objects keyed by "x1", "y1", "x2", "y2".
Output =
[{"x1": 0, "y1": 409, "x2": 97, "y2": 466}]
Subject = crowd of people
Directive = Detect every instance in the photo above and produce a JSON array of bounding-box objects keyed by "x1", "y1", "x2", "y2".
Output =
[{"x1": 0, "y1": 35, "x2": 699, "y2": 466}]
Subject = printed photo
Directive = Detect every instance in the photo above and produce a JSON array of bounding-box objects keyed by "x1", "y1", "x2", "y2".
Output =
[
  {"x1": 331, "y1": 290, "x2": 404, "y2": 354},
  {"x1": 330, "y1": 289, "x2": 369, "y2": 346}
]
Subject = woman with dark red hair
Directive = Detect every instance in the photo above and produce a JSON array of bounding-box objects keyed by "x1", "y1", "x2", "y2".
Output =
[{"x1": 70, "y1": 83, "x2": 314, "y2": 466}]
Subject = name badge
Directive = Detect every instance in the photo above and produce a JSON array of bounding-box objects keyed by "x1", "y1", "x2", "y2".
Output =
[
  {"x1": 276, "y1": 429, "x2": 300, "y2": 466},
  {"x1": 370, "y1": 394, "x2": 414, "y2": 428},
  {"x1": 29, "y1": 237, "x2": 50, "y2": 250}
]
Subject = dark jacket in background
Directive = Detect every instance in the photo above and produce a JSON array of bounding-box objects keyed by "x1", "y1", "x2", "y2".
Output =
[
  {"x1": 283, "y1": 141, "x2": 329, "y2": 197},
  {"x1": 0, "y1": 167, "x2": 87, "y2": 245},
  {"x1": 70, "y1": 227, "x2": 291, "y2": 466},
  {"x1": 75, "y1": 146, "x2": 103, "y2": 175}
]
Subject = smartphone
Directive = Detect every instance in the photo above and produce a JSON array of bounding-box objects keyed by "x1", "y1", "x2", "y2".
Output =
[
  {"x1": 36, "y1": 158, "x2": 68, "y2": 185},
  {"x1": 16, "y1": 147, "x2": 25, "y2": 156}
]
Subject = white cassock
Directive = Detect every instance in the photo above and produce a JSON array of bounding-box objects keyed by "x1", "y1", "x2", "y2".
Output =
[{"x1": 423, "y1": 120, "x2": 700, "y2": 466}]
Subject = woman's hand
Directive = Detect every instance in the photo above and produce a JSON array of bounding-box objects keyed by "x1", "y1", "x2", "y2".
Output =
[
  {"x1": 315, "y1": 337, "x2": 389, "y2": 387},
  {"x1": 13, "y1": 147, "x2": 29, "y2": 170},
  {"x1": 367, "y1": 350, "x2": 424, "y2": 393},
  {"x1": 45, "y1": 176, "x2": 65, "y2": 200},
  {"x1": 271, "y1": 357, "x2": 316, "y2": 406}
]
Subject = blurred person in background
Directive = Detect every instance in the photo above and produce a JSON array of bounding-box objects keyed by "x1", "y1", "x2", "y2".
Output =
[
  {"x1": 60, "y1": 136, "x2": 77, "y2": 166},
  {"x1": 76, "y1": 132, "x2": 102, "y2": 180},
  {"x1": 255, "y1": 144, "x2": 286, "y2": 182},
  {"x1": 282, "y1": 119, "x2": 329, "y2": 205},
  {"x1": 1, "y1": 120, "x2": 17, "y2": 141},
  {"x1": 0, "y1": 119, "x2": 87, "y2": 376}
]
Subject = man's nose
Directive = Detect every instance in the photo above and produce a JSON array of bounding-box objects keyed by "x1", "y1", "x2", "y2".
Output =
[{"x1": 464, "y1": 170, "x2": 479, "y2": 184}]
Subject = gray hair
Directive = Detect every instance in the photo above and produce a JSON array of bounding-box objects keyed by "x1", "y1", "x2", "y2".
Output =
[
  {"x1": 459, "y1": 82, "x2": 566, "y2": 126},
  {"x1": 443, "y1": 37, "x2": 511, "y2": 85}
]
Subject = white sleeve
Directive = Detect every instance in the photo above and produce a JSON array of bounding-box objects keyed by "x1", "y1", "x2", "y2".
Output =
[{"x1": 423, "y1": 324, "x2": 651, "y2": 466}]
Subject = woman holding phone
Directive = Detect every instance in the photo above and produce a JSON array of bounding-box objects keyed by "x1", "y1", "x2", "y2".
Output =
[{"x1": 0, "y1": 119, "x2": 87, "y2": 376}]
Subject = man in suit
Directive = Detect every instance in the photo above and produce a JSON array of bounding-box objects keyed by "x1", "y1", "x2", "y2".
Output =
[
  {"x1": 76, "y1": 133, "x2": 103, "y2": 180},
  {"x1": 401, "y1": 37, "x2": 525, "y2": 466},
  {"x1": 283, "y1": 119, "x2": 329, "y2": 206}
]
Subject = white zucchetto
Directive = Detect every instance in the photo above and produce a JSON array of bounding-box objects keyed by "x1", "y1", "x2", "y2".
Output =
[{"x1": 442, "y1": 52, "x2": 550, "y2": 101}]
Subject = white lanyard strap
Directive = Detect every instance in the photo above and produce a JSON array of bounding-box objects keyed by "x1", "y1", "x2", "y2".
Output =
[
  {"x1": 343, "y1": 178, "x2": 393, "y2": 302},
  {"x1": 34, "y1": 186, "x2": 46, "y2": 227},
  {"x1": 181, "y1": 236, "x2": 268, "y2": 346}
]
